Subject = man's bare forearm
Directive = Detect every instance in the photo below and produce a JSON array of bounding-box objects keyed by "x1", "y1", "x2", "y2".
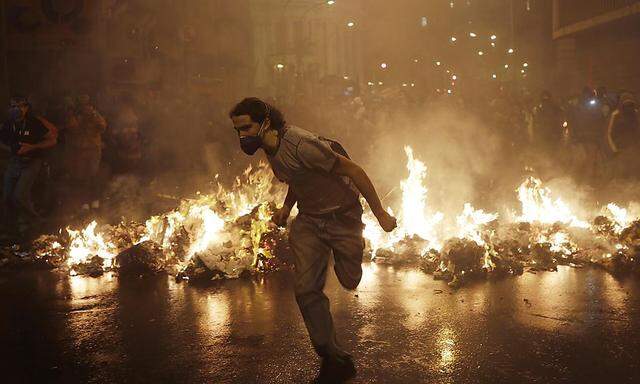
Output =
[
  {"x1": 333, "y1": 156, "x2": 384, "y2": 215},
  {"x1": 349, "y1": 166, "x2": 384, "y2": 215}
]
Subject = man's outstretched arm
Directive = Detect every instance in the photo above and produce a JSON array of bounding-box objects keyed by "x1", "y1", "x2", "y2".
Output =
[{"x1": 332, "y1": 155, "x2": 397, "y2": 232}]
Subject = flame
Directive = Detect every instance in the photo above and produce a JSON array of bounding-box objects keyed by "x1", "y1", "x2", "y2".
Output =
[
  {"x1": 250, "y1": 202, "x2": 275, "y2": 266},
  {"x1": 66, "y1": 221, "x2": 118, "y2": 271},
  {"x1": 536, "y1": 231, "x2": 576, "y2": 256},
  {"x1": 184, "y1": 205, "x2": 225, "y2": 258},
  {"x1": 456, "y1": 203, "x2": 498, "y2": 246},
  {"x1": 52, "y1": 146, "x2": 640, "y2": 281},
  {"x1": 516, "y1": 177, "x2": 588, "y2": 228},
  {"x1": 399, "y1": 146, "x2": 444, "y2": 245},
  {"x1": 63, "y1": 161, "x2": 284, "y2": 276},
  {"x1": 363, "y1": 146, "x2": 443, "y2": 256},
  {"x1": 605, "y1": 203, "x2": 631, "y2": 234}
]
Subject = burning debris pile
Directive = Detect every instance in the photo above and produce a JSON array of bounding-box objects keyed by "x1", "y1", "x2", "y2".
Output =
[
  {"x1": 4, "y1": 146, "x2": 640, "y2": 286},
  {"x1": 364, "y1": 147, "x2": 640, "y2": 287},
  {"x1": 19, "y1": 162, "x2": 291, "y2": 280}
]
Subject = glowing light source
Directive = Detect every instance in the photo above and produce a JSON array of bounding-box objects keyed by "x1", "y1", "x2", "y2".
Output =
[
  {"x1": 275, "y1": 63, "x2": 285, "y2": 70},
  {"x1": 523, "y1": 62, "x2": 529, "y2": 67},
  {"x1": 452, "y1": 75, "x2": 457, "y2": 80},
  {"x1": 367, "y1": 81, "x2": 374, "y2": 86},
  {"x1": 504, "y1": 64, "x2": 509, "y2": 68},
  {"x1": 347, "y1": 21, "x2": 355, "y2": 28},
  {"x1": 402, "y1": 83, "x2": 408, "y2": 87},
  {"x1": 421, "y1": 16, "x2": 428, "y2": 27},
  {"x1": 450, "y1": 36, "x2": 457, "y2": 42},
  {"x1": 490, "y1": 34, "x2": 497, "y2": 40},
  {"x1": 478, "y1": 51, "x2": 484, "y2": 56},
  {"x1": 380, "y1": 63, "x2": 388, "y2": 69},
  {"x1": 436, "y1": 61, "x2": 441, "y2": 66},
  {"x1": 447, "y1": 89, "x2": 452, "y2": 94},
  {"x1": 469, "y1": 32, "x2": 477, "y2": 37},
  {"x1": 411, "y1": 83, "x2": 415, "y2": 87},
  {"x1": 327, "y1": 0, "x2": 335, "y2": 4},
  {"x1": 343, "y1": 75, "x2": 349, "y2": 80},
  {"x1": 492, "y1": 74, "x2": 497, "y2": 79},
  {"x1": 508, "y1": 48, "x2": 514, "y2": 54},
  {"x1": 378, "y1": 81, "x2": 383, "y2": 85}
]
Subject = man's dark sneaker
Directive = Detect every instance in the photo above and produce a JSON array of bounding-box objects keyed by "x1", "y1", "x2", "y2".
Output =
[{"x1": 314, "y1": 355, "x2": 357, "y2": 383}]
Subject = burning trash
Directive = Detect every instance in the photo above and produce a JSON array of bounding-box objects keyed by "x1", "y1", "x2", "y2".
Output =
[{"x1": 6, "y1": 146, "x2": 640, "y2": 286}]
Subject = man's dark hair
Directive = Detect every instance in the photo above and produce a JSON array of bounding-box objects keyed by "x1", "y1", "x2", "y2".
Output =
[{"x1": 229, "y1": 97, "x2": 286, "y2": 131}]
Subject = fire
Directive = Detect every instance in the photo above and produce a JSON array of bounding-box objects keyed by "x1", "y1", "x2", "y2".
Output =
[
  {"x1": 516, "y1": 177, "x2": 589, "y2": 228},
  {"x1": 456, "y1": 203, "x2": 498, "y2": 246},
  {"x1": 399, "y1": 146, "x2": 444, "y2": 246},
  {"x1": 61, "y1": 161, "x2": 285, "y2": 276},
  {"x1": 66, "y1": 221, "x2": 118, "y2": 273},
  {"x1": 364, "y1": 146, "x2": 443, "y2": 257},
  {"x1": 44, "y1": 145, "x2": 640, "y2": 283},
  {"x1": 605, "y1": 203, "x2": 632, "y2": 234},
  {"x1": 184, "y1": 205, "x2": 226, "y2": 258}
]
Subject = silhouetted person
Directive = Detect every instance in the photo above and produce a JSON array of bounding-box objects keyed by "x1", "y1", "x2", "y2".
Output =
[
  {"x1": 607, "y1": 92, "x2": 639, "y2": 178},
  {"x1": 532, "y1": 90, "x2": 564, "y2": 154},
  {"x1": 0, "y1": 95, "x2": 57, "y2": 240},
  {"x1": 65, "y1": 95, "x2": 106, "y2": 210},
  {"x1": 568, "y1": 87, "x2": 607, "y2": 182}
]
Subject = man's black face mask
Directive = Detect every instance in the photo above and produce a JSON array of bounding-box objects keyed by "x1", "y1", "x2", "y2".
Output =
[{"x1": 239, "y1": 135, "x2": 261, "y2": 155}]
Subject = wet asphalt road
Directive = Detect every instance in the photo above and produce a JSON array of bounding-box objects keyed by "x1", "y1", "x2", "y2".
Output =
[{"x1": 1, "y1": 264, "x2": 640, "y2": 384}]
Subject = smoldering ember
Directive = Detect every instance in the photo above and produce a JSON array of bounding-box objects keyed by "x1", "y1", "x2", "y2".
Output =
[{"x1": 1, "y1": 1, "x2": 640, "y2": 383}]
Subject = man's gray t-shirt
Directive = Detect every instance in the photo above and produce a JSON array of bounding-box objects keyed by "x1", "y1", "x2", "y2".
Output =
[{"x1": 267, "y1": 125, "x2": 359, "y2": 215}]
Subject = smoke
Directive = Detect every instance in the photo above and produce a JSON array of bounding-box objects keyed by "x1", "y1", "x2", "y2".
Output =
[{"x1": 352, "y1": 100, "x2": 505, "y2": 224}]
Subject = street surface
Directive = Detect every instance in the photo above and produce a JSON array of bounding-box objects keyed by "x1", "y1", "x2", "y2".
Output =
[{"x1": 1, "y1": 264, "x2": 639, "y2": 383}]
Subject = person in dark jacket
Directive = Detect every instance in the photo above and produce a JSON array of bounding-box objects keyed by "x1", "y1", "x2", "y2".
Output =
[{"x1": 0, "y1": 95, "x2": 57, "y2": 238}]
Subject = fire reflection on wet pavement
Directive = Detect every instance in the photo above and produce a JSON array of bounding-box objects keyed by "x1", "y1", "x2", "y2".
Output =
[{"x1": 2, "y1": 264, "x2": 640, "y2": 383}]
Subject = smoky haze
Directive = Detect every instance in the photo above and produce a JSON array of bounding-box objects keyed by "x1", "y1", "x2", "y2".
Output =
[{"x1": 2, "y1": 0, "x2": 638, "y2": 225}]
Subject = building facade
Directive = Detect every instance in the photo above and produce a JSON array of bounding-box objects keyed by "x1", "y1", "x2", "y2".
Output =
[
  {"x1": 248, "y1": 0, "x2": 364, "y2": 103},
  {"x1": 553, "y1": 0, "x2": 640, "y2": 94},
  {"x1": 2, "y1": 0, "x2": 252, "y2": 104}
]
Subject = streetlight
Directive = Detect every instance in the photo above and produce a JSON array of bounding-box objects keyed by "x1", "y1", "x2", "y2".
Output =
[
  {"x1": 469, "y1": 32, "x2": 477, "y2": 38},
  {"x1": 327, "y1": 0, "x2": 335, "y2": 4},
  {"x1": 507, "y1": 48, "x2": 514, "y2": 54},
  {"x1": 347, "y1": 21, "x2": 355, "y2": 28},
  {"x1": 380, "y1": 63, "x2": 388, "y2": 69}
]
